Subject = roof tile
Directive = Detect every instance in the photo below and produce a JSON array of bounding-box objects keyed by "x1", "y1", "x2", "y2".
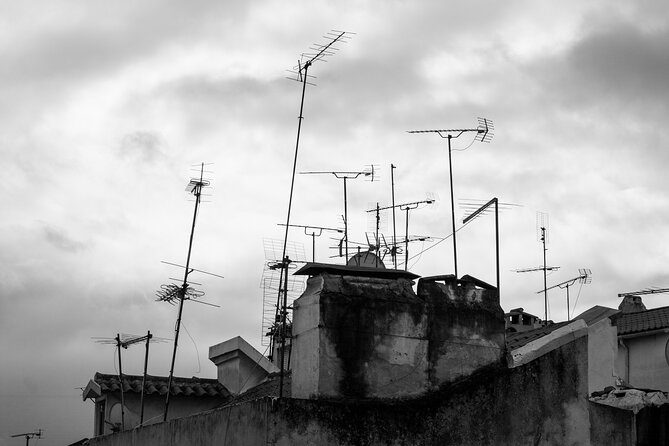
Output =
[
  {"x1": 615, "y1": 306, "x2": 669, "y2": 335},
  {"x1": 93, "y1": 373, "x2": 229, "y2": 399}
]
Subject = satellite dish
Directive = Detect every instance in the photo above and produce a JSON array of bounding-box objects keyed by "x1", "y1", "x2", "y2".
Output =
[{"x1": 347, "y1": 251, "x2": 386, "y2": 269}]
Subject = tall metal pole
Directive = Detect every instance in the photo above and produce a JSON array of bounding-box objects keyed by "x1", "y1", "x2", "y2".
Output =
[
  {"x1": 375, "y1": 203, "x2": 380, "y2": 268},
  {"x1": 278, "y1": 255, "x2": 291, "y2": 398},
  {"x1": 115, "y1": 334, "x2": 125, "y2": 431},
  {"x1": 164, "y1": 165, "x2": 204, "y2": 421},
  {"x1": 140, "y1": 330, "x2": 152, "y2": 425},
  {"x1": 278, "y1": 59, "x2": 310, "y2": 400},
  {"x1": 494, "y1": 199, "x2": 500, "y2": 298},
  {"x1": 404, "y1": 207, "x2": 410, "y2": 271},
  {"x1": 391, "y1": 164, "x2": 397, "y2": 269},
  {"x1": 542, "y1": 227, "x2": 548, "y2": 323},
  {"x1": 447, "y1": 135, "x2": 458, "y2": 278},
  {"x1": 462, "y1": 197, "x2": 500, "y2": 299},
  {"x1": 343, "y1": 177, "x2": 349, "y2": 261}
]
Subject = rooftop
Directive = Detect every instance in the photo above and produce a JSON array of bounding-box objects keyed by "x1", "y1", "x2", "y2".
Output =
[
  {"x1": 615, "y1": 305, "x2": 669, "y2": 336},
  {"x1": 506, "y1": 321, "x2": 571, "y2": 351},
  {"x1": 294, "y1": 262, "x2": 420, "y2": 280},
  {"x1": 573, "y1": 305, "x2": 619, "y2": 326},
  {"x1": 84, "y1": 372, "x2": 229, "y2": 400}
]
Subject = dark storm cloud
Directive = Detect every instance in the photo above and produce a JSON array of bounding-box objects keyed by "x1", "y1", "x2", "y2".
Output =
[{"x1": 42, "y1": 224, "x2": 87, "y2": 252}]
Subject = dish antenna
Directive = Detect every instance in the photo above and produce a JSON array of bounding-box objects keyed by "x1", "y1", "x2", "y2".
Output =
[
  {"x1": 11, "y1": 429, "x2": 43, "y2": 445},
  {"x1": 407, "y1": 117, "x2": 494, "y2": 277},
  {"x1": 277, "y1": 30, "x2": 354, "y2": 399},
  {"x1": 538, "y1": 269, "x2": 592, "y2": 320},
  {"x1": 155, "y1": 163, "x2": 221, "y2": 422}
]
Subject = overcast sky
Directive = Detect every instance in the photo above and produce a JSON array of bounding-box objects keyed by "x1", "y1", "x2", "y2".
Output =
[{"x1": 2, "y1": 0, "x2": 669, "y2": 444}]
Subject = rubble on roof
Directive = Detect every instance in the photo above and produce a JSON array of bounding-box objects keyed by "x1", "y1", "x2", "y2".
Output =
[{"x1": 590, "y1": 387, "x2": 668, "y2": 414}]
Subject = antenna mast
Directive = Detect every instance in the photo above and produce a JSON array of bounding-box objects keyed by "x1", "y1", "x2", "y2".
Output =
[
  {"x1": 159, "y1": 163, "x2": 211, "y2": 421},
  {"x1": 278, "y1": 223, "x2": 343, "y2": 262},
  {"x1": 278, "y1": 30, "x2": 353, "y2": 399},
  {"x1": 11, "y1": 429, "x2": 43, "y2": 446},
  {"x1": 462, "y1": 198, "x2": 500, "y2": 298},
  {"x1": 539, "y1": 269, "x2": 592, "y2": 320},
  {"x1": 300, "y1": 166, "x2": 376, "y2": 262},
  {"x1": 408, "y1": 118, "x2": 494, "y2": 278},
  {"x1": 93, "y1": 332, "x2": 167, "y2": 429},
  {"x1": 390, "y1": 164, "x2": 398, "y2": 269}
]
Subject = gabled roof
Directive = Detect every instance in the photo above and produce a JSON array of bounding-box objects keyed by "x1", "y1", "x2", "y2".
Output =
[
  {"x1": 506, "y1": 321, "x2": 571, "y2": 350},
  {"x1": 615, "y1": 305, "x2": 669, "y2": 336},
  {"x1": 85, "y1": 372, "x2": 229, "y2": 399}
]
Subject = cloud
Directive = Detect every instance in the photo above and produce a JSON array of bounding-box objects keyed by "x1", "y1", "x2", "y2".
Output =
[
  {"x1": 42, "y1": 224, "x2": 88, "y2": 253},
  {"x1": 118, "y1": 131, "x2": 166, "y2": 162}
]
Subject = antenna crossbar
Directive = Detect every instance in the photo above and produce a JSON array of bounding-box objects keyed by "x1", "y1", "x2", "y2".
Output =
[{"x1": 618, "y1": 287, "x2": 669, "y2": 297}]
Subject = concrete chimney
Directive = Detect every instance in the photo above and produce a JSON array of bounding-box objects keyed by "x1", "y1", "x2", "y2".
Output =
[{"x1": 209, "y1": 336, "x2": 278, "y2": 395}]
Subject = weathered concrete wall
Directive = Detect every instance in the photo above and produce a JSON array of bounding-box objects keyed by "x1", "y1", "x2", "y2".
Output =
[
  {"x1": 418, "y1": 276, "x2": 506, "y2": 387},
  {"x1": 292, "y1": 273, "x2": 428, "y2": 399},
  {"x1": 589, "y1": 402, "x2": 669, "y2": 446},
  {"x1": 589, "y1": 401, "x2": 634, "y2": 446},
  {"x1": 88, "y1": 336, "x2": 591, "y2": 446}
]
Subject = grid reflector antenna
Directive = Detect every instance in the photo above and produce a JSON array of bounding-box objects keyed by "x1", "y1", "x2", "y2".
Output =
[{"x1": 260, "y1": 238, "x2": 307, "y2": 347}]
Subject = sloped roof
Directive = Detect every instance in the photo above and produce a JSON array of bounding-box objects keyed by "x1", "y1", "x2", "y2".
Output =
[
  {"x1": 573, "y1": 305, "x2": 618, "y2": 326},
  {"x1": 615, "y1": 305, "x2": 669, "y2": 336},
  {"x1": 506, "y1": 321, "x2": 571, "y2": 350},
  {"x1": 91, "y1": 372, "x2": 229, "y2": 398}
]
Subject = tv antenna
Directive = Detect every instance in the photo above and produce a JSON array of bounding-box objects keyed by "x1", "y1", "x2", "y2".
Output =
[
  {"x1": 408, "y1": 117, "x2": 494, "y2": 278},
  {"x1": 261, "y1": 238, "x2": 306, "y2": 350},
  {"x1": 539, "y1": 269, "x2": 592, "y2": 320},
  {"x1": 618, "y1": 287, "x2": 669, "y2": 297},
  {"x1": 155, "y1": 163, "x2": 219, "y2": 422},
  {"x1": 300, "y1": 165, "x2": 377, "y2": 262},
  {"x1": 398, "y1": 199, "x2": 435, "y2": 270},
  {"x1": 460, "y1": 198, "x2": 521, "y2": 300},
  {"x1": 278, "y1": 223, "x2": 343, "y2": 262},
  {"x1": 278, "y1": 30, "x2": 354, "y2": 399},
  {"x1": 364, "y1": 197, "x2": 434, "y2": 270},
  {"x1": 11, "y1": 429, "x2": 43, "y2": 445},
  {"x1": 93, "y1": 332, "x2": 168, "y2": 428}
]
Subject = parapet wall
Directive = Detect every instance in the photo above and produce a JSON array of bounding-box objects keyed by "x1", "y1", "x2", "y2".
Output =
[{"x1": 86, "y1": 336, "x2": 591, "y2": 446}]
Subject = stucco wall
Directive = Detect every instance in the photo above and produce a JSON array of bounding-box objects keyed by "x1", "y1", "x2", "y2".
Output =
[
  {"x1": 100, "y1": 393, "x2": 225, "y2": 436},
  {"x1": 587, "y1": 317, "x2": 618, "y2": 393},
  {"x1": 88, "y1": 336, "x2": 591, "y2": 446},
  {"x1": 620, "y1": 332, "x2": 669, "y2": 391}
]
